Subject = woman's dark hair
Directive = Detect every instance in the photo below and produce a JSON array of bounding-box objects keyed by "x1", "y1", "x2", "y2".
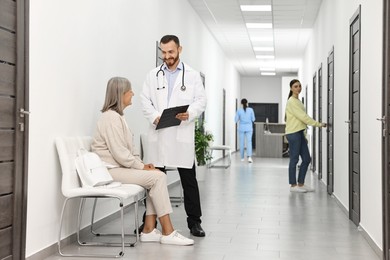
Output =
[
  {"x1": 287, "y1": 79, "x2": 301, "y2": 100},
  {"x1": 241, "y1": 98, "x2": 248, "y2": 111},
  {"x1": 160, "y1": 35, "x2": 180, "y2": 47}
]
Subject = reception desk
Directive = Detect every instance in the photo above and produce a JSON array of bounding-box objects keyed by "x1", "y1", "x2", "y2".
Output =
[{"x1": 255, "y1": 123, "x2": 286, "y2": 158}]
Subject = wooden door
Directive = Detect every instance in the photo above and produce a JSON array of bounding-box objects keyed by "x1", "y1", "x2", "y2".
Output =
[
  {"x1": 349, "y1": 6, "x2": 361, "y2": 226},
  {"x1": 383, "y1": 0, "x2": 390, "y2": 258},
  {"x1": 0, "y1": 0, "x2": 29, "y2": 259},
  {"x1": 318, "y1": 64, "x2": 323, "y2": 180},
  {"x1": 312, "y1": 72, "x2": 317, "y2": 172},
  {"x1": 327, "y1": 47, "x2": 335, "y2": 195}
]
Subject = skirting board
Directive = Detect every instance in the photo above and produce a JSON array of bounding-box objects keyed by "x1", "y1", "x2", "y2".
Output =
[{"x1": 332, "y1": 194, "x2": 383, "y2": 260}]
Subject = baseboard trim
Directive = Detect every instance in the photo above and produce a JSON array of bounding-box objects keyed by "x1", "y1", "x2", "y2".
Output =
[
  {"x1": 359, "y1": 225, "x2": 384, "y2": 260},
  {"x1": 331, "y1": 193, "x2": 349, "y2": 217},
  {"x1": 332, "y1": 194, "x2": 383, "y2": 259}
]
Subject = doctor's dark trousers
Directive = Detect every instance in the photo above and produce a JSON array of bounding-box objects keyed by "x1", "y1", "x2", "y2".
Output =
[{"x1": 177, "y1": 163, "x2": 203, "y2": 228}]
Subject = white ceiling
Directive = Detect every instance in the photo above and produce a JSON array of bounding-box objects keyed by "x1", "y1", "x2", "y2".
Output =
[{"x1": 187, "y1": 0, "x2": 323, "y2": 76}]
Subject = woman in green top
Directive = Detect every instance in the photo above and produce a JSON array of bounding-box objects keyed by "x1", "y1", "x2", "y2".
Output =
[{"x1": 285, "y1": 79, "x2": 327, "y2": 193}]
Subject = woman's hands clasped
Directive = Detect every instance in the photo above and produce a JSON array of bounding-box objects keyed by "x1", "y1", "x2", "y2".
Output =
[{"x1": 143, "y1": 163, "x2": 156, "y2": 171}]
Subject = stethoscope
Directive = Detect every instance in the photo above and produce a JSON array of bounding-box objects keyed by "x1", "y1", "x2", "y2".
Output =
[{"x1": 156, "y1": 62, "x2": 186, "y2": 91}]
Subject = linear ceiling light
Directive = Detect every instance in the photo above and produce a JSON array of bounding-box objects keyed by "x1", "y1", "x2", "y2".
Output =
[
  {"x1": 251, "y1": 36, "x2": 273, "y2": 42},
  {"x1": 261, "y1": 72, "x2": 276, "y2": 76},
  {"x1": 253, "y1": 47, "x2": 274, "y2": 52},
  {"x1": 240, "y1": 5, "x2": 272, "y2": 12},
  {"x1": 256, "y1": 55, "x2": 274, "y2": 59},
  {"x1": 246, "y1": 23, "x2": 273, "y2": 29},
  {"x1": 259, "y1": 68, "x2": 275, "y2": 71}
]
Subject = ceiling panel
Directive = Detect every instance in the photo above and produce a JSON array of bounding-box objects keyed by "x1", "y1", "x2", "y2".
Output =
[{"x1": 187, "y1": 0, "x2": 322, "y2": 76}]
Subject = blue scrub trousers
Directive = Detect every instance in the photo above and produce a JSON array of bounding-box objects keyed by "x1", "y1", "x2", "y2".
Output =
[{"x1": 239, "y1": 130, "x2": 253, "y2": 159}]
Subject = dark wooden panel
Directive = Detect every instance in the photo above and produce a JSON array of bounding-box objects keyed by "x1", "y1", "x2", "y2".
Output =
[
  {"x1": 352, "y1": 21, "x2": 359, "y2": 34},
  {"x1": 0, "y1": 96, "x2": 15, "y2": 128},
  {"x1": 353, "y1": 71, "x2": 360, "y2": 92},
  {"x1": 353, "y1": 92, "x2": 360, "y2": 112},
  {"x1": 353, "y1": 32, "x2": 360, "y2": 52},
  {"x1": 353, "y1": 132, "x2": 360, "y2": 152},
  {"x1": 0, "y1": 226, "x2": 12, "y2": 259},
  {"x1": 353, "y1": 191, "x2": 360, "y2": 210},
  {"x1": 353, "y1": 152, "x2": 360, "y2": 173},
  {"x1": 353, "y1": 172, "x2": 360, "y2": 193},
  {"x1": 0, "y1": 0, "x2": 16, "y2": 32},
  {"x1": 0, "y1": 194, "x2": 12, "y2": 229},
  {"x1": 0, "y1": 162, "x2": 13, "y2": 195},
  {"x1": 353, "y1": 50, "x2": 360, "y2": 72},
  {"x1": 328, "y1": 145, "x2": 333, "y2": 158},
  {"x1": 328, "y1": 159, "x2": 333, "y2": 172},
  {"x1": 0, "y1": 63, "x2": 15, "y2": 96},
  {"x1": 0, "y1": 130, "x2": 14, "y2": 161},
  {"x1": 0, "y1": 30, "x2": 16, "y2": 64},
  {"x1": 353, "y1": 111, "x2": 359, "y2": 130}
]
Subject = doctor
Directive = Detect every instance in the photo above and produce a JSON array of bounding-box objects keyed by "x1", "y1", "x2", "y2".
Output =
[{"x1": 140, "y1": 35, "x2": 207, "y2": 237}]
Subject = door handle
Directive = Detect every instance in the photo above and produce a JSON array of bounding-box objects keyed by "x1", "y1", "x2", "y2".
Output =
[
  {"x1": 20, "y1": 108, "x2": 31, "y2": 118},
  {"x1": 376, "y1": 116, "x2": 385, "y2": 122},
  {"x1": 344, "y1": 120, "x2": 351, "y2": 124}
]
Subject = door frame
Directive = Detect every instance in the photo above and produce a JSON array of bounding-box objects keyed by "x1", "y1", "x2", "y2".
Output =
[
  {"x1": 312, "y1": 72, "x2": 317, "y2": 172},
  {"x1": 348, "y1": 5, "x2": 361, "y2": 226},
  {"x1": 318, "y1": 64, "x2": 323, "y2": 180},
  {"x1": 327, "y1": 46, "x2": 335, "y2": 195},
  {"x1": 383, "y1": 0, "x2": 390, "y2": 258}
]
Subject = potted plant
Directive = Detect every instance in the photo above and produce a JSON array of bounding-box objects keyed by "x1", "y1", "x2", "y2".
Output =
[{"x1": 195, "y1": 119, "x2": 213, "y2": 167}]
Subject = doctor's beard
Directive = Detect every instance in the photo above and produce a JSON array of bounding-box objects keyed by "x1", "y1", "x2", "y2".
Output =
[{"x1": 164, "y1": 55, "x2": 180, "y2": 68}]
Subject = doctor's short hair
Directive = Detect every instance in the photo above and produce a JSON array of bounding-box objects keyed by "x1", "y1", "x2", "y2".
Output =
[
  {"x1": 101, "y1": 77, "x2": 131, "y2": 115},
  {"x1": 160, "y1": 35, "x2": 180, "y2": 47}
]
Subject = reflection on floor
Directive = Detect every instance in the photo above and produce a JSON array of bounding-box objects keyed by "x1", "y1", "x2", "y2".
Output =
[{"x1": 45, "y1": 153, "x2": 381, "y2": 260}]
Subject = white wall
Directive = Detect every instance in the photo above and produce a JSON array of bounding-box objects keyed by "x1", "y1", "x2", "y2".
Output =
[
  {"x1": 241, "y1": 76, "x2": 283, "y2": 122},
  {"x1": 27, "y1": 0, "x2": 240, "y2": 256},
  {"x1": 299, "y1": 0, "x2": 383, "y2": 248}
]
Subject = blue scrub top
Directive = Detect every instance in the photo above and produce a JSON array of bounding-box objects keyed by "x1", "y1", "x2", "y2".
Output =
[{"x1": 235, "y1": 107, "x2": 255, "y2": 132}]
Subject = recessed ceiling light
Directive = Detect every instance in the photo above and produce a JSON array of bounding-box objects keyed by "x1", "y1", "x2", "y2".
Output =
[
  {"x1": 240, "y1": 5, "x2": 272, "y2": 12},
  {"x1": 253, "y1": 47, "x2": 274, "y2": 52},
  {"x1": 261, "y1": 72, "x2": 276, "y2": 76},
  {"x1": 256, "y1": 55, "x2": 274, "y2": 59},
  {"x1": 251, "y1": 37, "x2": 273, "y2": 42},
  {"x1": 246, "y1": 23, "x2": 273, "y2": 29},
  {"x1": 259, "y1": 68, "x2": 275, "y2": 71}
]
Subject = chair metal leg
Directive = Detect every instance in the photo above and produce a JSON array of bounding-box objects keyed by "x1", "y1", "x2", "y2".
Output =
[
  {"x1": 85, "y1": 197, "x2": 139, "y2": 247},
  {"x1": 58, "y1": 197, "x2": 124, "y2": 258},
  {"x1": 77, "y1": 198, "x2": 86, "y2": 245}
]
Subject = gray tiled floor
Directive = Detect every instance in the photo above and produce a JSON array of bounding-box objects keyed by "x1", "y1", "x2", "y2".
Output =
[{"x1": 46, "y1": 154, "x2": 381, "y2": 260}]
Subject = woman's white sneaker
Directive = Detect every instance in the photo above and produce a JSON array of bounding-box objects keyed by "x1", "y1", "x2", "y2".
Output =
[
  {"x1": 160, "y1": 230, "x2": 194, "y2": 246},
  {"x1": 290, "y1": 186, "x2": 307, "y2": 193},
  {"x1": 140, "y1": 228, "x2": 162, "y2": 242},
  {"x1": 248, "y1": 157, "x2": 253, "y2": 163},
  {"x1": 300, "y1": 185, "x2": 315, "y2": 192}
]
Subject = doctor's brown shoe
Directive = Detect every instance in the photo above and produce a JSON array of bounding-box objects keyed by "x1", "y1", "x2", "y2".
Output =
[{"x1": 190, "y1": 223, "x2": 206, "y2": 237}]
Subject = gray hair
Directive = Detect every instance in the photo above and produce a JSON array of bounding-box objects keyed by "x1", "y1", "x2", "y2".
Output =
[{"x1": 101, "y1": 77, "x2": 131, "y2": 115}]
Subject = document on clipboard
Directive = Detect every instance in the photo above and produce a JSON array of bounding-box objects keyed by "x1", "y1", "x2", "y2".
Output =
[{"x1": 156, "y1": 105, "x2": 190, "y2": 130}]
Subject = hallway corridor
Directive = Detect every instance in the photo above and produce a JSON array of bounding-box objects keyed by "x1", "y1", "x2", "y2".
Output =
[{"x1": 46, "y1": 153, "x2": 381, "y2": 260}]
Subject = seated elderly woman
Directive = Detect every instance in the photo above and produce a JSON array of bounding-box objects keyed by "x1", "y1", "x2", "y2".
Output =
[{"x1": 91, "y1": 77, "x2": 194, "y2": 246}]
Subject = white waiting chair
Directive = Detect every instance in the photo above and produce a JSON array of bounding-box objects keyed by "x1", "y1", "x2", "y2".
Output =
[
  {"x1": 55, "y1": 136, "x2": 145, "y2": 258},
  {"x1": 207, "y1": 145, "x2": 232, "y2": 168}
]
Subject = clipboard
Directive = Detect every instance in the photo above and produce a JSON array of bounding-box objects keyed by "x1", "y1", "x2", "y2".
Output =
[{"x1": 156, "y1": 105, "x2": 190, "y2": 130}]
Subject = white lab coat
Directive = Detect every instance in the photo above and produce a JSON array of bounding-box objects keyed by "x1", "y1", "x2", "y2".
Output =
[{"x1": 140, "y1": 62, "x2": 207, "y2": 168}]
